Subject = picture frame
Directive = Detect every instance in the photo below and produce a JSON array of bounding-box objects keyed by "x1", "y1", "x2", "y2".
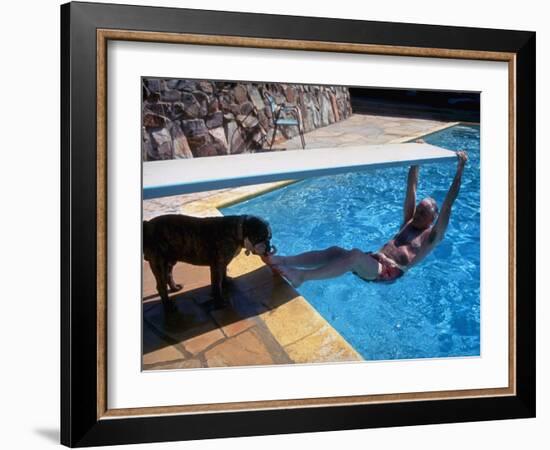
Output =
[{"x1": 60, "y1": 1, "x2": 535, "y2": 447}]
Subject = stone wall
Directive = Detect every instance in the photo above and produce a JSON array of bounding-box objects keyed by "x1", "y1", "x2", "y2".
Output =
[{"x1": 142, "y1": 78, "x2": 352, "y2": 161}]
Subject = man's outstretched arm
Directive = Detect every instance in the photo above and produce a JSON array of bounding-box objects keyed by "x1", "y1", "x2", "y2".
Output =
[
  {"x1": 429, "y1": 151, "x2": 468, "y2": 244},
  {"x1": 403, "y1": 165, "x2": 419, "y2": 225}
]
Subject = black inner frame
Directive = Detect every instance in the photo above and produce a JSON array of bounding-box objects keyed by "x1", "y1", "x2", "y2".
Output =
[{"x1": 61, "y1": 2, "x2": 535, "y2": 447}]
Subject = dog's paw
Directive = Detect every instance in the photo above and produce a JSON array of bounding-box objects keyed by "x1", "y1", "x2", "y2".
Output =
[{"x1": 169, "y1": 284, "x2": 183, "y2": 292}]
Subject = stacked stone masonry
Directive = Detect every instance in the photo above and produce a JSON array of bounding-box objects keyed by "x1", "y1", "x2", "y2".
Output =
[{"x1": 142, "y1": 78, "x2": 352, "y2": 160}]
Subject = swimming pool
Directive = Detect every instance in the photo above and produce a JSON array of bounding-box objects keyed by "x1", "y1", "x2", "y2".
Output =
[{"x1": 222, "y1": 124, "x2": 480, "y2": 361}]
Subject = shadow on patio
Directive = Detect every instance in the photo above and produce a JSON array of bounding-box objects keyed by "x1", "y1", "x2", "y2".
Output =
[{"x1": 142, "y1": 260, "x2": 296, "y2": 369}]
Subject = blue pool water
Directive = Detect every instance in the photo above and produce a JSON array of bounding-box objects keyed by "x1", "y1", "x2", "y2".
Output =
[{"x1": 222, "y1": 125, "x2": 480, "y2": 360}]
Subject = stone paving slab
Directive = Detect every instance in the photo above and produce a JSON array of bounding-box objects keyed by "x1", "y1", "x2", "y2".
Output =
[
  {"x1": 273, "y1": 113, "x2": 455, "y2": 149},
  {"x1": 285, "y1": 324, "x2": 361, "y2": 364},
  {"x1": 142, "y1": 323, "x2": 186, "y2": 367},
  {"x1": 210, "y1": 306, "x2": 256, "y2": 337},
  {"x1": 260, "y1": 297, "x2": 327, "y2": 348},
  {"x1": 143, "y1": 181, "x2": 295, "y2": 220},
  {"x1": 204, "y1": 329, "x2": 276, "y2": 368}
]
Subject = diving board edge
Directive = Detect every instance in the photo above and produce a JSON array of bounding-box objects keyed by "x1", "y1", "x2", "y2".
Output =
[{"x1": 143, "y1": 144, "x2": 457, "y2": 200}]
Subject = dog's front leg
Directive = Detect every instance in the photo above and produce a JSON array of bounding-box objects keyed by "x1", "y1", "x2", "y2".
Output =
[
  {"x1": 167, "y1": 262, "x2": 182, "y2": 292},
  {"x1": 210, "y1": 261, "x2": 227, "y2": 308}
]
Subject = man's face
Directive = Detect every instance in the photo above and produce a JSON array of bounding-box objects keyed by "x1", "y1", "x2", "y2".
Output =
[{"x1": 411, "y1": 198, "x2": 438, "y2": 229}]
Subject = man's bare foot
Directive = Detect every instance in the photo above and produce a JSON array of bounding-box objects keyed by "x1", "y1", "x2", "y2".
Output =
[
  {"x1": 276, "y1": 265, "x2": 304, "y2": 288},
  {"x1": 261, "y1": 253, "x2": 286, "y2": 266}
]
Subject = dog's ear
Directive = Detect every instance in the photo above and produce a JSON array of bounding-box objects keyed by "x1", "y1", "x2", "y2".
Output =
[{"x1": 243, "y1": 237, "x2": 254, "y2": 256}]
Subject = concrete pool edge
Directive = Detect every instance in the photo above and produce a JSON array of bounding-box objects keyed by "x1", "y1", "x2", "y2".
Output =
[
  {"x1": 192, "y1": 180, "x2": 299, "y2": 210},
  {"x1": 388, "y1": 121, "x2": 461, "y2": 144}
]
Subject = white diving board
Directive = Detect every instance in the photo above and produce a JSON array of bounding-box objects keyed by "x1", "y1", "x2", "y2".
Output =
[{"x1": 143, "y1": 143, "x2": 457, "y2": 200}]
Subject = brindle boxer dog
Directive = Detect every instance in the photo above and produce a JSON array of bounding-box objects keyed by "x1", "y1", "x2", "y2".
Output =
[{"x1": 143, "y1": 214, "x2": 274, "y2": 314}]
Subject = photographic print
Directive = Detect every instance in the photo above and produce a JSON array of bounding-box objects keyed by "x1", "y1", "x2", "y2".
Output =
[
  {"x1": 62, "y1": 4, "x2": 535, "y2": 444},
  {"x1": 141, "y1": 78, "x2": 481, "y2": 370}
]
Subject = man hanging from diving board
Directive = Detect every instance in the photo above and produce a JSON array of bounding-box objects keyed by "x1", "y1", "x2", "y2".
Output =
[{"x1": 262, "y1": 150, "x2": 468, "y2": 286}]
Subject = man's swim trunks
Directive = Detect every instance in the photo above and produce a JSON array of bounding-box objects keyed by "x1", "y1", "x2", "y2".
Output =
[
  {"x1": 353, "y1": 252, "x2": 404, "y2": 282},
  {"x1": 370, "y1": 252, "x2": 404, "y2": 281}
]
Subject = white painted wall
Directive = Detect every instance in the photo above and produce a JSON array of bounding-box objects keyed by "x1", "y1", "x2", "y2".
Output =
[{"x1": 0, "y1": 0, "x2": 546, "y2": 449}]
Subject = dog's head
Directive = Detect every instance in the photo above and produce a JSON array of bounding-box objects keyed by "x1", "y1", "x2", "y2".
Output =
[{"x1": 242, "y1": 215, "x2": 275, "y2": 256}]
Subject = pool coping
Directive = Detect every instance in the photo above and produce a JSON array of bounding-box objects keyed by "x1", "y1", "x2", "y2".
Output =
[
  {"x1": 194, "y1": 180, "x2": 299, "y2": 210},
  {"x1": 388, "y1": 121, "x2": 461, "y2": 144}
]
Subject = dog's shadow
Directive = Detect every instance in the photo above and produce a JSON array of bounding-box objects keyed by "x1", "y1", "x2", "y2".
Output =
[{"x1": 143, "y1": 265, "x2": 295, "y2": 356}]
